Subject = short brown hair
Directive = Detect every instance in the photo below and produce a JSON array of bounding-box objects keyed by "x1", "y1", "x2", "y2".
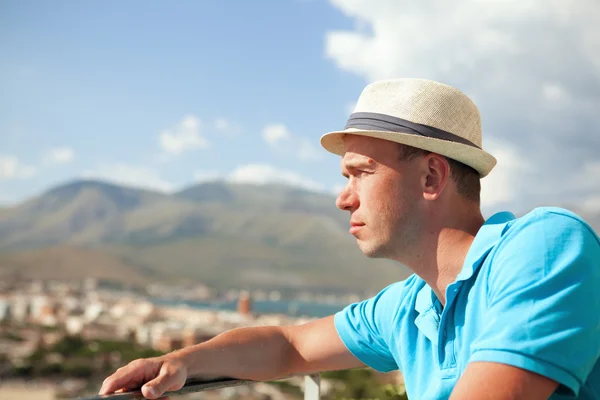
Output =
[{"x1": 397, "y1": 144, "x2": 481, "y2": 204}]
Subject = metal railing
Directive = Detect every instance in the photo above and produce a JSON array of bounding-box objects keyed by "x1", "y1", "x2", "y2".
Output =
[{"x1": 76, "y1": 374, "x2": 321, "y2": 400}]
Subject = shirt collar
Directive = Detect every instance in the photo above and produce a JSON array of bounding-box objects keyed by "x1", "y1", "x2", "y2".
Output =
[
  {"x1": 455, "y1": 211, "x2": 516, "y2": 281},
  {"x1": 415, "y1": 282, "x2": 437, "y2": 316},
  {"x1": 414, "y1": 210, "x2": 516, "y2": 316},
  {"x1": 414, "y1": 283, "x2": 441, "y2": 344}
]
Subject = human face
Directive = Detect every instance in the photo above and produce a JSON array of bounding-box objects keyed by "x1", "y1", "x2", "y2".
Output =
[{"x1": 336, "y1": 135, "x2": 424, "y2": 259}]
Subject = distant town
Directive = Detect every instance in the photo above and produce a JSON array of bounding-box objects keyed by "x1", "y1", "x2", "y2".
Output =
[
  {"x1": 0, "y1": 277, "x2": 347, "y2": 355},
  {"x1": 0, "y1": 277, "x2": 402, "y2": 399}
]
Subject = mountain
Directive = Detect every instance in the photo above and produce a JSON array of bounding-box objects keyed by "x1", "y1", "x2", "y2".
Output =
[
  {"x1": 0, "y1": 246, "x2": 160, "y2": 286},
  {"x1": 175, "y1": 180, "x2": 348, "y2": 224},
  {"x1": 8, "y1": 179, "x2": 595, "y2": 294},
  {"x1": 0, "y1": 179, "x2": 178, "y2": 248},
  {"x1": 175, "y1": 180, "x2": 236, "y2": 204},
  {"x1": 0, "y1": 179, "x2": 409, "y2": 293}
]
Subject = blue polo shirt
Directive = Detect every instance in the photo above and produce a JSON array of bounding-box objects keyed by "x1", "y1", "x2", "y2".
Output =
[{"x1": 334, "y1": 207, "x2": 600, "y2": 399}]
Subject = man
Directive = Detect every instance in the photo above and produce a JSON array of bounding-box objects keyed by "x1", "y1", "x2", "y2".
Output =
[{"x1": 99, "y1": 79, "x2": 600, "y2": 399}]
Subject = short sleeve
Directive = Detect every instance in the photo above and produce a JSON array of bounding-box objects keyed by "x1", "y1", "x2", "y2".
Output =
[
  {"x1": 469, "y1": 210, "x2": 600, "y2": 397},
  {"x1": 334, "y1": 279, "x2": 412, "y2": 372}
]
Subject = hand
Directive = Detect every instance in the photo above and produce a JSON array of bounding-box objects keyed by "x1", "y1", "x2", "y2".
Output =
[{"x1": 99, "y1": 355, "x2": 188, "y2": 399}]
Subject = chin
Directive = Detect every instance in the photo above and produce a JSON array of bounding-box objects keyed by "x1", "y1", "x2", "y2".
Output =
[{"x1": 357, "y1": 240, "x2": 388, "y2": 259}]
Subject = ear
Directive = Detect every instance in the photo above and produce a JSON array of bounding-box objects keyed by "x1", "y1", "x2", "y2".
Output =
[{"x1": 422, "y1": 154, "x2": 450, "y2": 201}]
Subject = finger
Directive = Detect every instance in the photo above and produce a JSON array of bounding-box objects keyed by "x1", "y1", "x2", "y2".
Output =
[
  {"x1": 140, "y1": 370, "x2": 170, "y2": 399},
  {"x1": 99, "y1": 366, "x2": 139, "y2": 395},
  {"x1": 141, "y1": 365, "x2": 183, "y2": 399}
]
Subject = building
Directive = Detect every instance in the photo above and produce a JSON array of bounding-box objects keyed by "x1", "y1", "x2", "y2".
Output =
[
  {"x1": 182, "y1": 327, "x2": 216, "y2": 347},
  {"x1": 0, "y1": 297, "x2": 9, "y2": 321},
  {"x1": 10, "y1": 296, "x2": 30, "y2": 323},
  {"x1": 154, "y1": 331, "x2": 183, "y2": 353},
  {"x1": 237, "y1": 290, "x2": 252, "y2": 315},
  {"x1": 65, "y1": 316, "x2": 85, "y2": 336}
]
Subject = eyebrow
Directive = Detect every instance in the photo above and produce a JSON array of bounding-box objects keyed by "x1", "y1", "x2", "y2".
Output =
[{"x1": 341, "y1": 157, "x2": 375, "y2": 177}]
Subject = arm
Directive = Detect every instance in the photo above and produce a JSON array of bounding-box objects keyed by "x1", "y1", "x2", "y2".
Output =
[
  {"x1": 179, "y1": 315, "x2": 365, "y2": 380},
  {"x1": 100, "y1": 315, "x2": 364, "y2": 399},
  {"x1": 449, "y1": 362, "x2": 558, "y2": 400}
]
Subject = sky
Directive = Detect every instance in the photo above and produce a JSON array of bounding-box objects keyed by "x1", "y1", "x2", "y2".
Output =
[{"x1": 1, "y1": 0, "x2": 599, "y2": 216}]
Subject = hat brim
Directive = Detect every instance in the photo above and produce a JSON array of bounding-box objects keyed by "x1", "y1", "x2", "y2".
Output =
[{"x1": 320, "y1": 128, "x2": 497, "y2": 178}]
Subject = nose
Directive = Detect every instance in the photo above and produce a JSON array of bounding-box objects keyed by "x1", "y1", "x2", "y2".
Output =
[{"x1": 336, "y1": 183, "x2": 359, "y2": 212}]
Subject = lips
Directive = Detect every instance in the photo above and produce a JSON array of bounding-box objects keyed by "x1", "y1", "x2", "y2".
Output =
[{"x1": 349, "y1": 221, "x2": 365, "y2": 235}]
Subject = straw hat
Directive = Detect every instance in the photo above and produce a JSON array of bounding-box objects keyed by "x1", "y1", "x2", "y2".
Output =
[{"x1": 320, "y1": 78, "x2": 497, "y2": 177}]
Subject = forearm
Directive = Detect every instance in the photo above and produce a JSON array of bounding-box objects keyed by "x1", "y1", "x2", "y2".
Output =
[{"x1": 169, "y1": 325, "x2": 293, "y2": 382}]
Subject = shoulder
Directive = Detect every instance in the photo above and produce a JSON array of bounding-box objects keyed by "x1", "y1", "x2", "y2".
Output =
[
  {"x1": 372, "y1": 275, "x2": 427, "y2": 333},
  {"x1": 337, "y1": 274, "x2": 423, "y2": 328},
  {"x1": 367, "y1": 274, "x2": 423, "y2": 314},
  {"x1": 486, "y1": 206, "x2": 600, "y2": 292},
  {"x1": 496, "y1": 206, "x2": 599, "y2": 254},
  {"x1": 332, "y1": 274, "x2": 422, "y2": 363},
  {"x1": 508, "y1": 206, "x2": 596, "y2": 234},
  {"x1": 377, "y1": 274, "x2": 422, "y2": 296}
]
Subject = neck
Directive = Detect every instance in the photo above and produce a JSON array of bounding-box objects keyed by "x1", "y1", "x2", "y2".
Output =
[{"x1": 400, "y1": 204, "x2": 485, "y2": 306}]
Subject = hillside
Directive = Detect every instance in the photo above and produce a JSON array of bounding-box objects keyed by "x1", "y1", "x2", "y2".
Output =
[
  {"x1": 0, "y1": 180, "x2": 174, "y2": 248},
  {"x1": 4, "y1": 179, "x2": 596, "y2": 293},
  {"x1": 0, "y1": 179, "x2": 410, "y2": 292},
  {"x1": 0, "y1": 246, "x2": 161, "y2": 286}
]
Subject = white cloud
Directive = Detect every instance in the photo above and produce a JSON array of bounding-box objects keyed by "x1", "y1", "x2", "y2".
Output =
[
  {"x1": 325, "y1": 0, "x2": 600, "y2": 211},
  {"x1": 159, "y1": 115, "x2": 208, "y2": 155},
  {"x1": 262, "y1": 124, "x2": 292, "y2": 144},
  {"x1": 569, "y1": 161, "x2": 600, "y2": 212},
  {"x1": 0, "y1": 156, "x2": 36, "y2": 180},
  {"x1": 542, "y1": 82, "x2": 569, "y2": 104},
  {"x1": 193, "y1": 164, "x2": 331, "y2": 193},
  {"x1": 194, "y1": 170, "x2": 223, "y2": 182},
  {"x1": 580, "y1": 194, "x2": 600, "y2": 213},
  {"x1": 480, "y1": 139, "x2": 531, "y2": 209},
  {"x1": 331, "y1": 183, "x2": 345, "y2": 196},
  {"x1": 581, "y1": 194, "x2": 600, "y2": 214},
  {"x1": 326, "y1": 0, "x2": 600, "y2": 83},
  {"x1": 227, "y1": 164, "x2": 325, "y2": 192},
  {"x1": 46, "y1": 147, "x2": 75, "y2": 165},
  {"x1": 262, "y1": 123, "x2": 322, "y2": 161},
  {"x1": 298, "y1": 138, "x2": 322, "y2": 161},
  {"x1": 575, "y1": 161, "x2": 600, "y2": 191},
  {"x1": 82, "y1": 164, "x2": 174, "y2": 192}
]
